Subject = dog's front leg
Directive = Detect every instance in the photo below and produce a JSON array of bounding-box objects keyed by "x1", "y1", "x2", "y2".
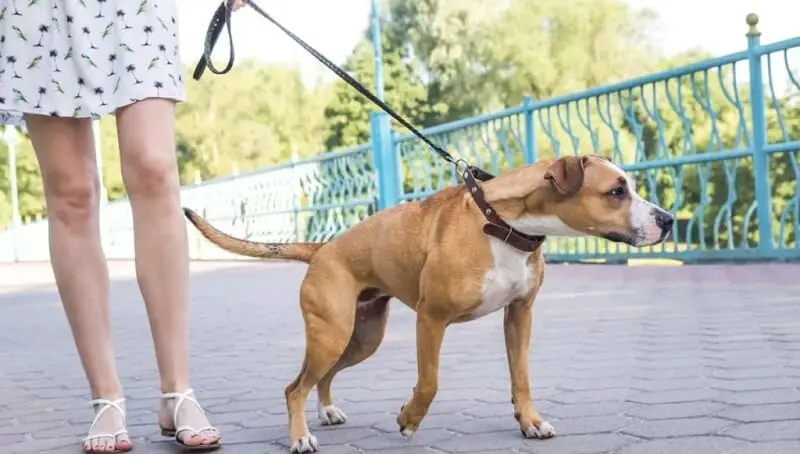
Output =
[
  {"x1": 504, "y1": 301, "x2": 556, "y2": 439},
  {"x1": 397, "y1": 312, "x2": 447, "y2": 436}
]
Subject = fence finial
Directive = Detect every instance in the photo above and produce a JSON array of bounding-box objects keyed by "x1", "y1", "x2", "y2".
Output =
[{"x1": 746, "y1": 13, "x2": 760, "y2": 37}]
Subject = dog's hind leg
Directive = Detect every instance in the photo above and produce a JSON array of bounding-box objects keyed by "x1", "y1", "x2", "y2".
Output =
[
  {"x1": 285, "y1": 270, "x2": 359, "y2": 454},
  {"x1": 316, "y1": 290, "x2": 391, "y2": 426}
]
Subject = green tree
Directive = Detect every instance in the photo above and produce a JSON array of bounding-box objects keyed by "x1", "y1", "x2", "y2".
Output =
[
  {"x1": 0, "y1": 131, "x2": 46, "y2": 228},
  {"x1": 175, "y1": 61, "x2": 331, "y2": 183},
  {"x1": 322, "y1": 37, "x2": 434, "y2": 151}
]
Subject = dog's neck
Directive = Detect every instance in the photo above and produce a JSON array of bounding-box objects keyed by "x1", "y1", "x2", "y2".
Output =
[{"x1": 478, "y1": 166, "x2": 587, "y2": 238}]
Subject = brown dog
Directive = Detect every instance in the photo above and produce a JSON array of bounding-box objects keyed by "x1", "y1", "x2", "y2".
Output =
[{"x1": 183, "y1": 155, "x2": 673, "y2": 453}]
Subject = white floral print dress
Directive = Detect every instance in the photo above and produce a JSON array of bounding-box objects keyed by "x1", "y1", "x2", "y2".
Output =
[{"x1": 0, "y1": 0, "x2": 185, "y2": 128}]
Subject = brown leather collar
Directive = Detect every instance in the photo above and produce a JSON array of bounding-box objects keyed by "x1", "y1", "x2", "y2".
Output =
[{"x1": 461, "y1": 167, "x2": 546, "y2": 253}]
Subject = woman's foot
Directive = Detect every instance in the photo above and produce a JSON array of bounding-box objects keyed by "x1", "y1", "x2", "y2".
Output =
[
  {"x1": 159, "y1": 388, "x2": 221, "y2": 449},
  {"x1": 83, "y1": 398, "x2": 132, "y2": 453}
]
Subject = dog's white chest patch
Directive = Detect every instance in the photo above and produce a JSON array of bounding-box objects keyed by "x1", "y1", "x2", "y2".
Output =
[{"x1": 471, "y1": 238, "x2": 535, "y2": 319}]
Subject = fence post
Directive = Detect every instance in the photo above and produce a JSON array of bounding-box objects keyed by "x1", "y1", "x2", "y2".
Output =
[
  {"x1": 370, "y1": 111, "x2": 400, "y2": 210},
  {"x1": 745, "y1": 13, "x2": 774, "y2": 254},
  {"x1": 290, "y1": 150, "x2": 305, "y2": 242},
  {"x1": 522, "y1": 97, "x2": 537, "y2": 165},
  {"x1": 2, "y1": 126, "x2": 21, "y2": 262}
]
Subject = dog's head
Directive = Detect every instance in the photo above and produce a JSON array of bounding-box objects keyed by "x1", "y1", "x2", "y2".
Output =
[{"x1": 499, "y1": 155, "x2": 673, "y2": 247}]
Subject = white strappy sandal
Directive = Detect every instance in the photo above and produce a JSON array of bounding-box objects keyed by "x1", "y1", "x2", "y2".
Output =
[
  {"x1": 160, "y1": 388, "x2": 221, "y2": 451},
  {"x1": 83, "y1": 397, "x2": 132, "y2": 453}
]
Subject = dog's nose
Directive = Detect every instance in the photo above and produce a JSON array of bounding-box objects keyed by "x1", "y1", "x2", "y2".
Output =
[{"x1": 655, "y1": 210, "x2": 674, "y2": 231}]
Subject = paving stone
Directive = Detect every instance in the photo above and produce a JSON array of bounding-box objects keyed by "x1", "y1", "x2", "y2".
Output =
[
  {"x1": 714, "y1": 403, "x2": 800, "y2": 423},
  {"x1": 548, "y1": 388, "x2": 634, "y2": 405},
  {"x1": 624, "y1": 401, "x2": 730, "y2": 421},
  {"x1": 1, "y1": 436, "x2": 84, "y2": 454},
  {"x1": 617, "y1": 436, "x2": 750, "y2": 454},
  {"x1": 710, "y1": 377, "x2": 798, "y2": 392},
  {"x1": 518, "y1": 433, "x2": 639, "y2": 454},
  {"x1": 620, "y1": 417, "x2": 734, "y2": 438},
  {"x1": 219, "y1": 426, "x2": 287, "y2": 444},
  {"x1": 709, "y1": 367, "x2": 793, "y2": 380},
  {"x1": 629, "y1": 377, "x2": 721, "y2": 392},
  {"x1": 722, "y1": 420, "x2": 800, "y2": 442},
  {"x1": 712, "y1": 388, "x2": 800, "y2": 406},
  {"x1": 375, "y1": 413, "x2": 475, "y2": 433},
  {"x1": 352, "y1": 428, "x2": 457, "y2": 451},
  {"x1": 304, "y1": 446, "x2": 363, "y2": 454},
  {"x1": 551, "y1": 414, "x2": 634, "y2": 435},
  {"x1": 544, "y1": 401, "x2": 637, "y2": 419},
  {"x1": 448, "y1": 416, "x2": 517, "y2": 435},
  {"x1": 556, "y1": 378, "x2": 637, "y2": 392},
  {"x1": 626, "y1": 388, "x2": 723, "y2": 405},
  {"x1": 0, "y1": 434, "x2": 27, "y2": 445},
  {"x1": 1, "y1": 262, "x2": 799, "y2": 453},
  {"x1": 430, "y1": 433, "x2": 525, "y2": 452},
  {"x1": 726, "y1": 440, "x2": 800, "y2": 454},
  {"x1": 462, "y1": 402, "x2": 513, "y2": 419},
  {"x1": 312, "y1": 427, "x2": 382, "y2": 444}
]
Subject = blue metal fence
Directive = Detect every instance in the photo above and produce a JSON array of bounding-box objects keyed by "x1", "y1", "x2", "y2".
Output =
[
  {"x1": 379, "y1": 15, "x2": 800, "y2": 263},
  {"x1": 1, "y1": 14, "x2": 798, "y2": 263}
]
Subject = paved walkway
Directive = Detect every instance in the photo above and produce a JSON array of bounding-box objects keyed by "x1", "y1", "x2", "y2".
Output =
[{"x1": 0, "y1": 261, "x2": 799, "y2": 454}]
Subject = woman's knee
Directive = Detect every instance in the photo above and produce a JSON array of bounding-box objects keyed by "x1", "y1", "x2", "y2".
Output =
[
  {"x1": 121, "y1": 145, "x2": 180, "y2": 199},
  {"x1": 47, "y1": 174, "x2": 100, "y2": 226},
  {"x1": 116, "y1": 100, "x2": 181, "y2": 199},
  {"x1": 23, "y1": 114, "x2": 100, "y2": 226}
]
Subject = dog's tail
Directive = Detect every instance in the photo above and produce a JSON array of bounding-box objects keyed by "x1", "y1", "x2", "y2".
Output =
[{"x1": 183, "y1": 207, "x2": 323, "y2": 263}]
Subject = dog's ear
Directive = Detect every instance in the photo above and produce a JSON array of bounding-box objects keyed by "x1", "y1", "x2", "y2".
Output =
[{"x1": 544, "y1": 155, "x2": 588, "y2": 196}]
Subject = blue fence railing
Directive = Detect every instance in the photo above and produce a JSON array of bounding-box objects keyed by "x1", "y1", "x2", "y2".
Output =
[{"x1": 1, "y1": 13, "x2": 798, "y2": 263}]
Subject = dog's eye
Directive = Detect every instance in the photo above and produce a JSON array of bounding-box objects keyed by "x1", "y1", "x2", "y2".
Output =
[{"x1": 607, "y1": 186, "x2": 627, "y2": 197}]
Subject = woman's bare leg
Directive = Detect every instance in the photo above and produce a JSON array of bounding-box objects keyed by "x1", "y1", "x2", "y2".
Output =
[
  {"x1": 114, "y1": 98, "x2": 220, "y2": 447},
  {"x1": 24, "y1": 114, "x2": 131, "y2": 453}
]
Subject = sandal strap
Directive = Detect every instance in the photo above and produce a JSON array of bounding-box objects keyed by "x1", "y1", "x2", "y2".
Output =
[
  {"x1": 175, "y1": 425, "x2": 216, "y2": 438},
  {"x1": 84, "y1": 398, "x2": 128, "y2": 443},
  {"x1": 84, "y1": 428, "x2": 129, "y2": 441},
  {"x1": 161, "y1": 388, "x2": 218, "y2": 438}
]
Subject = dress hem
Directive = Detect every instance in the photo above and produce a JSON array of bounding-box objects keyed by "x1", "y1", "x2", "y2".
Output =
[{"x1": 0, "y1": 94, "x2": 186, "y2": 128}]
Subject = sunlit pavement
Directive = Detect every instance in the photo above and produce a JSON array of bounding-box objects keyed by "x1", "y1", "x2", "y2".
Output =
[{"x1": 1, "y1": 261, "x2": 799, "y2": 453}]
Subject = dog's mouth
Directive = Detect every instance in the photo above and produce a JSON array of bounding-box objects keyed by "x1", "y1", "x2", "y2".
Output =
[
  {"x1": 602, "y1": 228, "x2": 670, "y2": 247},
  {"x1": 602, "y1": 231, "x2": 637, "y2": 246}
]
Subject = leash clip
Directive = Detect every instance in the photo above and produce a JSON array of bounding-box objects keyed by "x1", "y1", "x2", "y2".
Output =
[{"x1": 455, "y1": 159, "x2": 471, "y2": 181}]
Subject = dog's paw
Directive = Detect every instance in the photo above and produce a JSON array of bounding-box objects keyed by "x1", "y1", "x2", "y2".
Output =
[
  {"x1": 318, "y1": 403, "x2": 347, "y2": 426},
  {"x1": 522, "y1": 420, "x2": 556, "y2": 439},
  {"x1": 397, "y1": 403, "x2": 418, "y2": 437},
  {"x1": 290, "y1": 433, "x2": 319, "y2": 453},
  {"x1": 399, "y1": 423, "x2": 417, "y2": 437}
]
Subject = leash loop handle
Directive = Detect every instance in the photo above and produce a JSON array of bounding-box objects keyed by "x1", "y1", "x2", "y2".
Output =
[{"x1": 193, "y1": 1, "x2": 236, "y2": 81}]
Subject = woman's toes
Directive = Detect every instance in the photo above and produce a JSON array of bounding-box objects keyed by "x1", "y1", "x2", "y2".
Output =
[
  {"x1": 116, "y1": 436, "x2": 132, "y2": 451},
  {"x1": 180, "y1": 433, "x2": 203, "y2": 447},
  {"x1": 201, "y1": 429, "x2": 219, "y2": 444}
]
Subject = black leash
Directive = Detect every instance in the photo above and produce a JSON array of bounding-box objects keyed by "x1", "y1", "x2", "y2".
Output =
[
  {"x1": 192, "y1": 0, "x2": 547, "y2": 252},
  {"x1": 192, "y1": 0, "x2": 495, "y2": 182}
]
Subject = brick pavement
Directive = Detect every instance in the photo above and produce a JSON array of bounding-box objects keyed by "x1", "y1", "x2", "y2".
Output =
[{"x1": 0, "y1": 261, "x2": 799, "y2": 453}]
